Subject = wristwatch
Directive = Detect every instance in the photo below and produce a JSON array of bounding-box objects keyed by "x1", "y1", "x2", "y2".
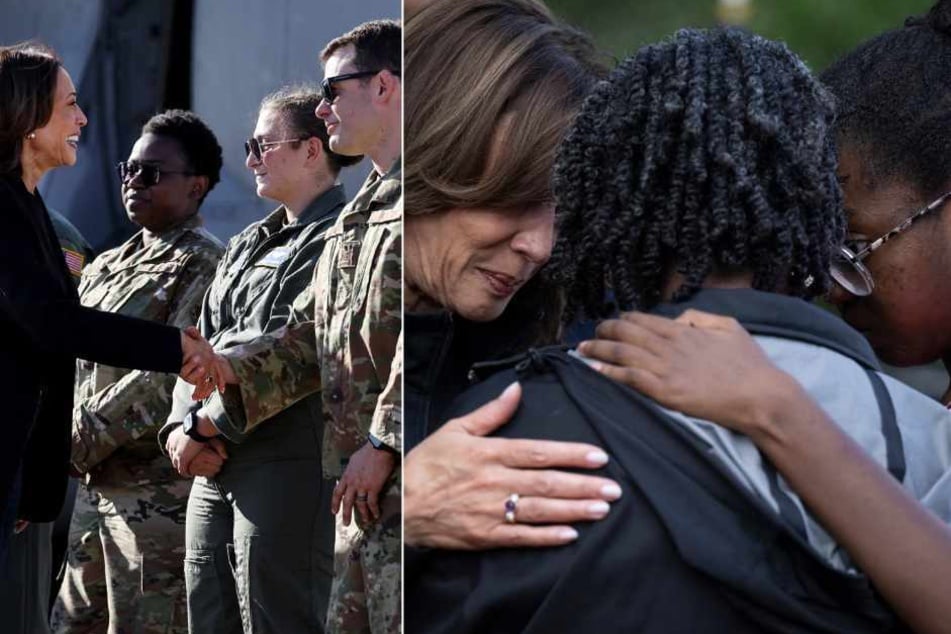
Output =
[
  {"x1": 183, "y1": 409, "x2": 212, "y2": 443},
  {"x1": 368, "y1": 433, "x2": 398, "y2": 456}
]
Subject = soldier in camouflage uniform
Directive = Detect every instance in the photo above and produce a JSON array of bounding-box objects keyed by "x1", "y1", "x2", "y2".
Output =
[
  {"x1": 158, "y1": 87, "x2": 362, "y2": 634},
  {"x1": 51, "y1": 110, "x2": 225, "y2": 634},
  {"x1": 216, "y1": 22, "x2": 403, "y2": 633}
]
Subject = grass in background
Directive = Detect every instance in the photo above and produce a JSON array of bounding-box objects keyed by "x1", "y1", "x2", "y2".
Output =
[{"x1": 549, "y1": 0, "x2": 933, "y2": 72}]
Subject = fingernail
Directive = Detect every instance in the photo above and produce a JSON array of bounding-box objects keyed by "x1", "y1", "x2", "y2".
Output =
[
  {"x1": 601, "y1": 483, "x2": 622, "y2": 500},
  {"x1": 586, "y1": 451, "x2": 609, "y2": 466},
  {"x1": 588, "y1": 501, "x2": 610, "y2": 518},
  {"x1": 577, "y1": 341, "x2": 590, "y2": 353},
  {"x1": 502, "y1": 382, "x2": 519, "y2": 397},
  {"x1": 557, "y1": 527, "x2": 579, "y2": 541}
]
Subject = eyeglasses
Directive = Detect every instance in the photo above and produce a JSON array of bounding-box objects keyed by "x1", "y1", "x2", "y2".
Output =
[
  {"x1": 830, "y1": 190, "x2": 951, "y2": 296},
  {"x1": 320, "y1": 69, "x2": 400, "y2": 103},
  {"x1": 116, "y1": 161, "x2": 194, "y2": 187},
  {"x1": 244, "y1": 137, "x2": 305, "y2": 161}
]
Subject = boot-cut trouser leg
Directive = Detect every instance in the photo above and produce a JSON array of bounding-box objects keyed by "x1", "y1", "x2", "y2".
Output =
[
  {"x1": 217, "y1": 456, "x2": 334, "y2": 633},
  {"x1": 185, "y1": 477, "x2": 242, "y2": 634},
  {"x1": 185, "y1": 402, "x2": 334, "y2": 634}
]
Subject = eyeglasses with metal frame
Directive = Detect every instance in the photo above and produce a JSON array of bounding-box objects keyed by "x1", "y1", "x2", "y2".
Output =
[
  {"x1": 243, "y1": 137, "x2": 306, "y2": 161},
  {"x1": 830, "y1": 190, "x2": 951, "y2": 296}
]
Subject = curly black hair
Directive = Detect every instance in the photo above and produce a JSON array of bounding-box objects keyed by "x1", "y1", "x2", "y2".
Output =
[
  {"x1": 141, "y1": 109, "x2": 222, "y2": 202},
  {"x1": 821, "y1": 0, "x2": 951, "y2": 199},
  {"x1": 550, "y1": 28, "x2": 843, "y2": 320}
]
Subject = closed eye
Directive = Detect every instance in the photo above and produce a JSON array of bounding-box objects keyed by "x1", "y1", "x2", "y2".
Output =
[{"x1": 844, "y1": 233, "x2": 869, "y2": 254}]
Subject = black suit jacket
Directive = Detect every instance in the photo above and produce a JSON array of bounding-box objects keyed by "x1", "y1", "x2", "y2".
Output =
[{"x1": 0, "y1": 174, "x2": 182, "y2": 540}]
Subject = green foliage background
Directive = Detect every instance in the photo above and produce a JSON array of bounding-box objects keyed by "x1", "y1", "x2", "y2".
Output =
[
  {"x1": 545, "y1": 0, "x2": 950, "y2": 398},
  {"x1": 548, "y1": 0, "x2": 934, "y2": 73}
]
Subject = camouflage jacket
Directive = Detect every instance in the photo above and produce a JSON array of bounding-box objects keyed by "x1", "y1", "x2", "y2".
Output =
[
  {"x1": 162, "y1": 185, "x2": 347, "y2": 444},
  {"x1": 224, "y1": 162, "x2": 402, "y2": 478},
  {"x1": 72, "y1": 215, "x2": 223, "y2": 488},
  {"x1": 48, "y1": 207, "x2": 95, "y2": 285}
]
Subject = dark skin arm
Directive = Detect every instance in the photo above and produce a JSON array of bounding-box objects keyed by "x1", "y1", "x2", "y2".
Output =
[{"x1": 579, "y1": 309, "x2": 951, "y2": 634}]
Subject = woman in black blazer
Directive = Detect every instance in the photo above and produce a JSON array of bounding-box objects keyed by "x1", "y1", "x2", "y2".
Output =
[{"x1": 0, "y1": 43, "x2": 221, "y2": 562}]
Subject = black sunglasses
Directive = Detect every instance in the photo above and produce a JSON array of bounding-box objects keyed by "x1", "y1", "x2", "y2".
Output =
[
  {"x1": 243, "y1": 137, "x2": 305, "y2": 161},
  {"x1": 320, "y1": 69, "x2": 401, "y2": 103},
  {"x1": 116, "y1": 161, "x2": 194, "y2": 187}
]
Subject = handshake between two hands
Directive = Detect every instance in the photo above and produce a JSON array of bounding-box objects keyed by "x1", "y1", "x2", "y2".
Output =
[
  {"x1": 170, "y1": 327, "x2": 237, "y2": 479},
  {"x1": 178, "y1": 326, "x2": 237, "y2": 400}
]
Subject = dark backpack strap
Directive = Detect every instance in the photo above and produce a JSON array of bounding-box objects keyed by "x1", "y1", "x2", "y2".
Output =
[
  {"x1": 865, "y1": 369, "x2": 906, "y2": 483},
  {"x1": 762, "y1": 460, "x2": 810, "y2": 541}
]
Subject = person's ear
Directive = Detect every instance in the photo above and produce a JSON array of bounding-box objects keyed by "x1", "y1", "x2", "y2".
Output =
[
  {"x1": 189, "y1": 175, "x2": 209, "y2": 201},
  {"x1": 375, "y1": 70, "x2": 400, "y2": 103},
  {"x1": 306, "y1": 136, "x2": 323, "y2": 162}
]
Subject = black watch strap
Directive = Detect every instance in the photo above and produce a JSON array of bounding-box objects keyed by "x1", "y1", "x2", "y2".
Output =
[
  {"x1": 368, "y1": 433, "x2": 398, "y2": 456},
  {"x1": 183, "y1": 410, "x2": 212, "y2": 443}
]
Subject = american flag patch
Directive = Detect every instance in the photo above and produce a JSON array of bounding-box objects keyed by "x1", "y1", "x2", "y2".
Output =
[{"x1": 62, "y1": 248, "x2": 85, "y2": 277}]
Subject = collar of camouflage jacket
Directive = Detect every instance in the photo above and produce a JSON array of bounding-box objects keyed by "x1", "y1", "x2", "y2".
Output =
[
  {"x1": 99, "y1": 214, "x2": 208, "y2": 273},
  {"x1": 364, "y1": 157, "x2": 402, "y2": 208}
]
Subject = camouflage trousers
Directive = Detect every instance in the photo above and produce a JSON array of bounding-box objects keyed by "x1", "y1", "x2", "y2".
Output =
[
  {"x1": 326, "y1": 475, "x2": 401, "y2": 634},
  {"x1": 51, "y1": 481, "x2": 189, "y2": 634}
]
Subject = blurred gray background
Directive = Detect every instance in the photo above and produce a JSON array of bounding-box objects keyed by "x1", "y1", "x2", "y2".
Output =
[{"x1": 0, "y1": 0, "x2": 399, "y2": 246}]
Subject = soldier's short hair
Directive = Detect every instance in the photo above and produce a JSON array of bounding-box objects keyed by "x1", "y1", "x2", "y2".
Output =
[
  {"x1": 259, "y1": 86, "x2": 363, "y2": 175},
  {"x1": 142, "y1": 110, "x2": 222, "y2": 202},
  {"x1": 320, "y1": 19, "x2": 401, "y2": 75}
]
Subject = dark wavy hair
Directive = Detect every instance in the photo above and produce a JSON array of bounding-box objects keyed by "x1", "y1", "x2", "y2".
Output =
[
  {"x1": 141, "y1": 109, "x2": 222, "y2": 203},
  {"x1": 550, "y1": 28, "x2": 843, "y2": 320},
  {"x1": 0, "y1": 42, "x2": 61, "y2": 175},
  {"x1": 821, "y1": 0, "x2": 951, "y2": 200}
]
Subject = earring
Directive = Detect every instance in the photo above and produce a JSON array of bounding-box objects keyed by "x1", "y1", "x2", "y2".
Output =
[{"x1": 27, "y1": 132, "x2": 36, "y2": 140}]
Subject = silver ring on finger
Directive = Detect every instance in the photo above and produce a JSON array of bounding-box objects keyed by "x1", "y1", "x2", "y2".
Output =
[
  {"x1": 356, "y1": 492, "x2": 369, "y2": 502},
  {"x1": 503, "y1": 493, "x2": 520, "y2": 524}
]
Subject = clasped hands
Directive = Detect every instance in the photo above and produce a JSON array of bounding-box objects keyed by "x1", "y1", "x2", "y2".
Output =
[{"x1": 165, "y1": 408, "x2": 228, "y2": 478}]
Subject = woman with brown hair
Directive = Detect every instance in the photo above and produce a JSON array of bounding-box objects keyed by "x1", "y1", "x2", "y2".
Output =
[
  {"x1": 160, "y1": 86, "x2": 361, "y2": 633},
  {"x1": 403, "y1": 0, "x2": 622, "y2": 551},
  {"x1": 0, "y1": 42, "x2": 219, "y2": 563}
]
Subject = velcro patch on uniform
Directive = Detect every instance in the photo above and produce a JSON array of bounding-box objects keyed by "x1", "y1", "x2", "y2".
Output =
[
  {"x1": 62, "y1": 248, "x2": 85, "y2": 276},
  {"x1": 338, "y1": 240, "x2": 360, "y2": 268},
  {"x1": 257, "y1": 246, "x2": 292, "y2": 268}
]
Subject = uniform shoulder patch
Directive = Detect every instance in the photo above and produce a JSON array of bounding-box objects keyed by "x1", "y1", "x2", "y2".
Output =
[{"x1": 62, "y1": 248, "x2": 86, "y2": 277}]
